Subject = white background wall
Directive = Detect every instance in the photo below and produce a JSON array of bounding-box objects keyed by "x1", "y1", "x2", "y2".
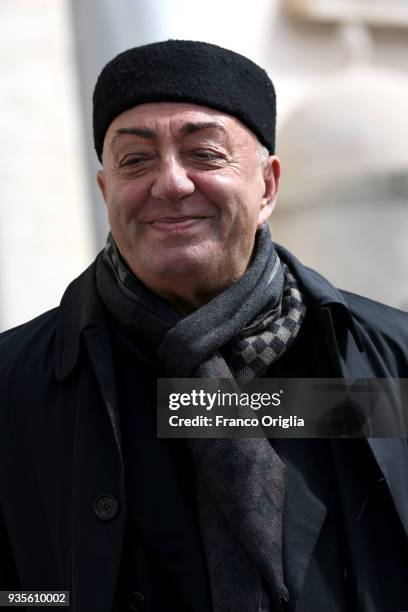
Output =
[{"x1": 0, "y1": 0, "x2": 92, "y2": 331}]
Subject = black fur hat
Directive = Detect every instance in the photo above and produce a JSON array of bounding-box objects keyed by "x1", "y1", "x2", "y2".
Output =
[{"x1": 92, "y1": 39, "x2": 276, "y2": 162}]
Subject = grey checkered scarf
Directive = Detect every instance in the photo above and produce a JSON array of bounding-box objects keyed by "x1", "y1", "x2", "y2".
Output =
[{"x1": 96, "y1": 225, "x2": 306, "y2": 612}]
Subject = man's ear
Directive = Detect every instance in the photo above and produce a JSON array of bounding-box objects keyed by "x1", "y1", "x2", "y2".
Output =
[
  {"x1": 96, "y1": 170, "x2": 107, "y2": 203},
  {"x1": 257, "y1": 156, "x2": 281, "y2": 228}
]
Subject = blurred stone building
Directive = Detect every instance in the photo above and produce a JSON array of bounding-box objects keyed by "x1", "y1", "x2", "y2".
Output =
[{"x1": 274, "y1": 1, "x2": 408, "y2": 311}]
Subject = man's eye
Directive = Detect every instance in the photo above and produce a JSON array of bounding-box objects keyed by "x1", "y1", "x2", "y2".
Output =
[
  {"x1": 191, "y1": 149, "x2": 222, "y2": 160},
  {"x1": 120, "y1": 156, "x2": 148, "y2": 166}
]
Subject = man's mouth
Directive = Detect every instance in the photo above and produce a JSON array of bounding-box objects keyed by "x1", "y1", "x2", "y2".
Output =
[{"x1": 148, "y1": 216, "x2": 210, "y2": 232}]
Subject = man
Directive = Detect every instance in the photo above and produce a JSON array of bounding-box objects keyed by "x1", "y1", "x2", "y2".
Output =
[{"x1": 0, "y1": 40, "x2": 408, "y2": 612}]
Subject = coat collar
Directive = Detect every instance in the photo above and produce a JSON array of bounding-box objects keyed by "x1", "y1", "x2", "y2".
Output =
[
  {"x1": 54, "y1": 257, "x2": 107, "y2": 381},
  {"x1": 55, "y1": 246, "x2": 364, "y2": 381},
  {"x1": 54, "y1": 255, "x2": 124, "y2": 464},
  {"x1": 276, "y1": 244, "x2": 364, "y2": 353}
]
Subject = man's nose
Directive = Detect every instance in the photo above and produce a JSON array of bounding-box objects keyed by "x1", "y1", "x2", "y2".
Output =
[{"x1": 150, "y1": 158, "x2": 195, "y2": 201}]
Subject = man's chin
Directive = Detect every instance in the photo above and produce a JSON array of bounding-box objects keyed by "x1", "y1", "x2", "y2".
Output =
[
  {"x1": 155, "y1": 255, "x2": 214, "y2": 278},
  {"x1": 140, "y1": 244, "x2": 218, "y2": 278}
]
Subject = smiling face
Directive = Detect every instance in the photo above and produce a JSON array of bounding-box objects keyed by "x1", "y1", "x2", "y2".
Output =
[{"x1": 97, "y1": 102, "x2": 280, "y2": 310}]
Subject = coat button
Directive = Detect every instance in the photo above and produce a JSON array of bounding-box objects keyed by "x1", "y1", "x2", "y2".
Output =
[
  {"x1": 129, "y1": 591, "x2": 145, "y2": 611},
  {"x1": 93, "y1": 495, "x2": 118, "y2": 520}
]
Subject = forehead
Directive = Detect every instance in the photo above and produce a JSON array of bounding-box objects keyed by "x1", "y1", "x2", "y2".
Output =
[{"x1": 104, "y1": 101, "x2": 257, "y2": 146}]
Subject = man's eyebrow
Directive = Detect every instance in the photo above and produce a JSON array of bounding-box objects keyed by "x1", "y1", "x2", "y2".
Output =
[
  {"x1": 111, "y1": 127, "x2": 156, "y2": 148},
  {"x1": 180, "y1": 122, "x2": 227, "y2": 136},
  {"x1": 110, "y1": 122, "x2": 228, "y2": 149}
]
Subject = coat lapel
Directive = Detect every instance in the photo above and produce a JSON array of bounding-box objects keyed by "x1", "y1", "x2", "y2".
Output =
[
  {"x1": 83, "y1": 327, "x2": 123, "y2": 466},
  {"x1": 54, "y1": 259, "x2": 123, "y2": 469},
  {"x1": 341, "y1": 336, "x2": 408, "y2": 536},
  {"x1": 316, "y1": 305, "x2": 408, "y2": 540}
]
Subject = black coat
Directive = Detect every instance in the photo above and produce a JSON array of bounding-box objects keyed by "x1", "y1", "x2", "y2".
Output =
[{"x1": 1, "y1": 246, "x2": 408, "y2": 612}]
